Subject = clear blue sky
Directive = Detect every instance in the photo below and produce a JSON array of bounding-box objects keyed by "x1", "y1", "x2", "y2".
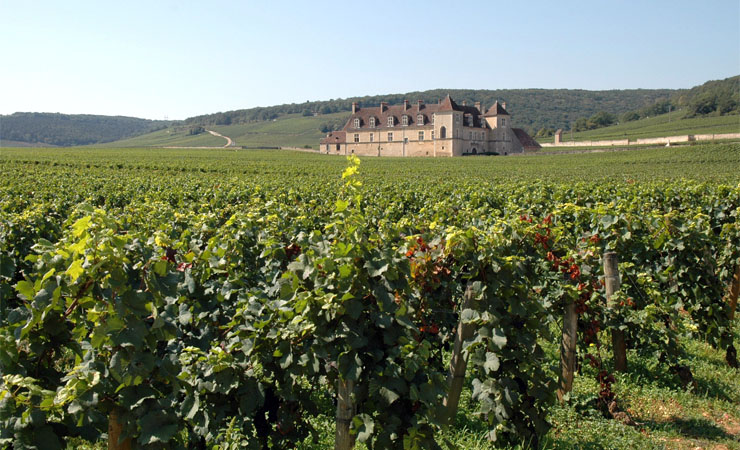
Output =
[{"x1": 1, "y1": 0, "x2": 738, "y2": 120}]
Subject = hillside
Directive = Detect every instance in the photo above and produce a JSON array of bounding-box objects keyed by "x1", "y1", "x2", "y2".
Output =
[
  {"x1": 537, "y1": 110, "x2": 740, "y2": 144},
  {"x1": 96, "y1": 126, "x2": 229, "y2": 148},
  {"x1": 6, "y1": 77, "x2": 736, "y2": 148},
  {"x1": 105, "y1": 112, "x2": 350, "y2": 149},
  {"x1": 185, "y1": 88, "x2": 678, "y2": 134},
  {"x1": 0, "y1": 112, "x2": 171, "y2": 147}
]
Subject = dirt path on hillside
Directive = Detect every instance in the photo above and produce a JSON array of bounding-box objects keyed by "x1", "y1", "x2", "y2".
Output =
[{"x1": 206, "y1": 129, "x2": 235, "y2": 148}]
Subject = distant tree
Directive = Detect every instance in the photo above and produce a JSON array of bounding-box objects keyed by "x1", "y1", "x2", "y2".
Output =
[
  {"x1": 302, "y1": 109, "x2": 313, "y2": 117},
  {"x1": 620, "y1": 111, "x2": 640, "y2": 123},
  {"x1": 573, "y1": 117, "x2": 589, "y2": 132},
  {"x1": 689, "y1": 93, "x2": 717, "y2": 115},
  {"x1": 588, "y1": 111, "x2": 616, "y2": 128}
]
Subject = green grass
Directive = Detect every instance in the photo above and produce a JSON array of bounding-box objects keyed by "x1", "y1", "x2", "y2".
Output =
[
  {"x1": 95, "y1": 127, "x2": 229, "y2": 148},
  {"x1": 538, "y1": 111, "x2": 740, "y2": 144},
  {"x1": 100, "y1": 112, "x2": 352, "y2": 149},
  {"x1": 210, "y1": 111, "x2": 350, "y2": 149}
]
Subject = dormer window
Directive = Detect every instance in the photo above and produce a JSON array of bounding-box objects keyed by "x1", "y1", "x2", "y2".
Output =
[
  {"x1": 402, "y1": 115, "x2": 409, "y2": 126},
  {"x1": 353, "y1": 118, "x2": 360, "y2": 128},
  {"x1": 387, "y1": 116, "x2": 394, "y2": 127},
  {"x1": 466, "y1": 115, "x2": 473, "y2": 126},
  {"x1": 501, "y1": 118, "x2": 506, "y2": 126},
  {"x1": 369, "y1": 117, "x2": 376, "y2": 128},
  {"x1": 417, "y1": 114, "x2": 424, "y2": 125}
]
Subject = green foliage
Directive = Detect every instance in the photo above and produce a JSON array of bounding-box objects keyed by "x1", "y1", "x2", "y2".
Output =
[
  {"x1": 0, "y1": 144, "x2": 738, "y2": 448},
  {"x1": 0, "y1": 113, "x2": 170, "y2": 147},
  {"x1": 572, "y1": 111, "x2": 617, "y2": 132},
  {"x1": 539, "y1": 113, "x2": 739, "y2": 144},
  {"x1": 183, "y1": 88, "x2": 679, "y2": 135}
]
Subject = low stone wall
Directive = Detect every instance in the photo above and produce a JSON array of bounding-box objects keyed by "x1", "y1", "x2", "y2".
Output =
[
  {"x1": 695, "y1": 133, "x2": 740, "y2": 141},
  {"x1": 541, "y1": 132, "x2": 740, "y2": 148}
]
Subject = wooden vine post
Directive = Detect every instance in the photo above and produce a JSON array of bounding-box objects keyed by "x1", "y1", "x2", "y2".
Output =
[
  {"x1": 557, "y1": 294, "x2": 578, "y2": 402},
  {"x1": 726, "y1": 264, "x2": 740, "y2": 369},
  {"x1": 335, "y1": 378, "x2": 356, "y2": 450},
  {"x1": 604, "y1": 252, "x2": 627, "y2": 372},
  {"x1": 728, "y1": 264, "x2": 740, "y2": 321},
  {"x1": 108, "y1": 407, "x2": 131, "y2": 450},
  {"x1": 441, "y1": 283, "x2": 476, "y2": 426}
]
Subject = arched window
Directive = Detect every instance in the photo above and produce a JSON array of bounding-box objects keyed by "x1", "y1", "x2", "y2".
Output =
[
  {"x1": 387, "y1": 116, "x2": 394, "y2": 127},
  {"x1": 353, "y1": 118, "x2": 360, "y2": 128},
  {"x1": 440, "y1": 126, "x2": 447, "y2": 139},
  {"x1": 402, "y1": 115, "x2": 409, "y2": 126},
  {"x1": 417, "y1": 114, "x2": 424, "y2": 125}
]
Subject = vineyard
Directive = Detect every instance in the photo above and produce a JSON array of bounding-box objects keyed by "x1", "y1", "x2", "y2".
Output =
[{"x1": 1, "y1": 144, "x2": 739, "y2": 449}]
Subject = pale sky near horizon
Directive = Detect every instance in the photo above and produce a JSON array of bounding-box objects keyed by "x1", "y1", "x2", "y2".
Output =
[{"x1": 1, "y1": 0, "x2": 738, "y2": 120}]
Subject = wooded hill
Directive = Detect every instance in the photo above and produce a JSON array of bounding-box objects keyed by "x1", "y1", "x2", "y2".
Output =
[
  {"x1": 2, "y1": 77, "x2": 735, "y2": 147},
  {"x1": 0, "y1": 113, "x2": 171, "y2": 147},
  {"x1": 185, "y1": 88, "x2": 680, "y2": 134},
  {"x1": 555, "y1": 76, "x2": 740, "y2": 136}
]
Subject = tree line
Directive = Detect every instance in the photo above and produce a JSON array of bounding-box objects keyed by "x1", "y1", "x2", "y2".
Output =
[
  {"x1": 554, "y1": 75, "x2": 739, "y2": 134},
  {"x1": 0, "y1": 113, "x2": 171, "y2": 147}
]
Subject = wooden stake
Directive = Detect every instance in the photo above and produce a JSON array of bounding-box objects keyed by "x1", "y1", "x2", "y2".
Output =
[
  {"x1": 557, "y1": 299, "x2": 578, "y2": 402},
  {"x1": 335, "y1": 378, "x2": 355, "y2": 450},
  {"x1": 728, "y1": 264, "x2": 740, "y2": 321},
  {"x1": 604, "y1": 252, "x2": 627, "y2": 372},
  {"x1": 108, "y1": 407, "x2": 131, "y2": 450},
  {"x1": 441, "y1": 283, "x2": 476, "y2": 426}
]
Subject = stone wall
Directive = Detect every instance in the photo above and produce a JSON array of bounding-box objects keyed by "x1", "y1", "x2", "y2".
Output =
[{"x1": 541, "y1": 133, "x2": 740, "y2": 148}]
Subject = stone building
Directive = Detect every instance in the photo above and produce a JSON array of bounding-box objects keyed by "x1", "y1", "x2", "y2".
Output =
[{"x1": 320, "y1": 95, "x2": 540, "y2": 157}]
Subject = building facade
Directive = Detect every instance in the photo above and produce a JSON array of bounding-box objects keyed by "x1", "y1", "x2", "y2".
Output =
[{"x1": 320, "y1": 95, "x2": 540, "y2": 157}]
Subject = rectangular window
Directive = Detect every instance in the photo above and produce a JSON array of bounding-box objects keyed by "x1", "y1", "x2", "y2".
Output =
[
  {"x1": 501, "y1": 118, "x2": 506, "y2": 126},
  {"x1": 353, "y1": 118, "x2": 360, "y2": 128},
  {"x1": 387, "y1": 117, "x2": 394, "y2": 127},
  {"x1": 431, "y1": 131, "x2": 435, "y2": 139},
  {"x1": 404, "y1": 137, "x2": 409, "y2": 144},
  {"x1": 388, "y1": 132, "x2": 393, "y2": 142},
  {"x1": 354, "y1": 134, "x2": 359, "y2": 143},
  {"x1": 418, "y1": 131, "x2": 424, "y2": 141},
  {"x1": 369, "y1": 133, "x2": 374, "y2": 142}
]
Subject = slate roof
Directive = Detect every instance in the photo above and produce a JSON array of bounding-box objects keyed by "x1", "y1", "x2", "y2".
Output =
[
  {"x1": 319, "y1": 131, "x2": 346, "y2": 145},
  {"x1": 484, "y1": 101, "x2": 510, "y2": 117},
  {"x1": 342, "y1": 95, "x2": 487, "y2": 131},
  {"x1": 512, "y1": 128, "x2": 541, "y2": 150}
]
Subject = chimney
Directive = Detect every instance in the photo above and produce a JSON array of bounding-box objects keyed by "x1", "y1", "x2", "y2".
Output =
[
  {"x1": 462, "y1": 100, "x2": 466, "y2": 106},
  {"x1": 502, "y1": 102, "x2": 507, "y2": 110},
  {"x1": 417, "y1": 99, "x2": 424, "y2": 109},
  {"x1": 352, "y1": 102, "x2": 358, "y2": 113},
  {"x1": 475, "y1": 101, "x2": 481, "y2": 112},
  {"x1": 403, "y1": 99, "x2": 409, "y2": 110},
  {"x1": 380, "y1": 102, "x2": 387, "y2": 112}
]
